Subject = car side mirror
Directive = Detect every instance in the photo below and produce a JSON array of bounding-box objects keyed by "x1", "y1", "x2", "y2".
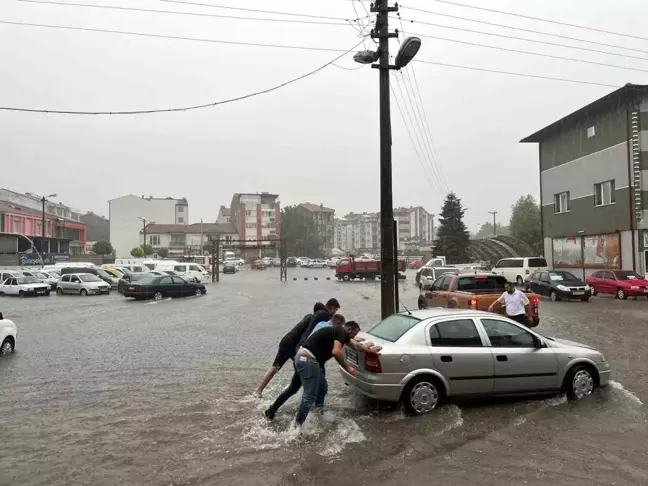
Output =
[{"x1": 533, "y1": 336, "x2": 545, "y2": 348}]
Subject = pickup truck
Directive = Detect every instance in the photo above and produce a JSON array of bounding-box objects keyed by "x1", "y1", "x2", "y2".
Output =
[{"x1": 417, "y1": 273, "x2": 540, "y2": 327}]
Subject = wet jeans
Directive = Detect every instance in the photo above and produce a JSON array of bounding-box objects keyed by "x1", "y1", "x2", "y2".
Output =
[
  {"x1": 267, "y1": 362, "x2": 302, "y2": 415},
  {"x1": 295, "y1": 355, "x2": 327, "y2": 425}
]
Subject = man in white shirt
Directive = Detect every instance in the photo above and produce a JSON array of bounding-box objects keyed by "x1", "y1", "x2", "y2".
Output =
[{"x1": 488, "y1": 282, "x2": 533, "y2": 326}]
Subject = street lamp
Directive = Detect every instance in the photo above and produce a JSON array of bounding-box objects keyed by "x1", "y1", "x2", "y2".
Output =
[{"x1": 27, "y1": 192, "x2": 58, "y2": 262}]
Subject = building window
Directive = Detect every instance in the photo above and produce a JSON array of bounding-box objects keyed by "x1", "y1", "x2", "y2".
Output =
[
  {"x1": 587, "y1": 126, "x2": 596, "y2": 138},
  {"x1": 554, "y1": 191, "x2": 570, "y2": 214},
  {"x1": 246, "y1": 223, "x2": 257, "y2": 229},
  {"x1": 12, "y1": 218, "x2": 22, "y2": 234},
  {"x1": 150, "y1": 235, "x2": 160, "y2": 245},
  {"x1": 178, "y1": 217, "x2": 184, "y2": 223},
  {"x1": 177, "y1": 206, "x2": 184, "y2": 213},
  {"x1": 595, "y1": 180, "x2": 615, "y2": 206},
  {"x1": 170, "y1": 234, "x2": 186, "y2": 246},
  {"x1": 245, "y1": 210, "x2": 256, "y2": 217}
]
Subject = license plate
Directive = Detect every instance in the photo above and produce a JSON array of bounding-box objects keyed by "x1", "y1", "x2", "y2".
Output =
[
  {"x1": 644, "y1": 289, "x2": 648, "y2": 293},
  {"x1": 37, "y1": 290, "x2": 45, "y2": 294},
  {"x1": 573, "y1": 291, "x2": 584, "y2": 295},
  {"x1": 346, "y1": 349, "x2": 358, "y2": 364},
  {"x1": 128, "y1": 286, "x2": 135, "y2": 291}
]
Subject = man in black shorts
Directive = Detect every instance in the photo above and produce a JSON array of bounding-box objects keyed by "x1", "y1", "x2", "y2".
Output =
[{"x1": 255, "y1": 302, "x2": 325, "y2": 397}]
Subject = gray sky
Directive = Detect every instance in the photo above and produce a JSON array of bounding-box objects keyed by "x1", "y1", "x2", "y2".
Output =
[{"x1": 1, "y1": 0, "x2": 645, "y2": 231}]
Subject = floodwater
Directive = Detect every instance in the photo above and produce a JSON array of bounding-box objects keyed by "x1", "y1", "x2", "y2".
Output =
[{"x1": 1, "y1": 267, "x2": 647, "y2": 485}]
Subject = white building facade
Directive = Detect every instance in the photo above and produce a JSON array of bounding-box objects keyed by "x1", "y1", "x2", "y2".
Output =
[{"x1": 109, "y1": 195, "x2": 188, "y2": 257}]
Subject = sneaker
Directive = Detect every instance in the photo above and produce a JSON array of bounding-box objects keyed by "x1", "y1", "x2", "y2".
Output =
[{"x1": 263, "y1": 409, "x2": 275, "y2": 421}]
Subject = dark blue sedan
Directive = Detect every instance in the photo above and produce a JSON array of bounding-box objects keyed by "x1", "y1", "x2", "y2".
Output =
[{"x1": 123, "y1": 275, "x2": 206, "y2": 301}]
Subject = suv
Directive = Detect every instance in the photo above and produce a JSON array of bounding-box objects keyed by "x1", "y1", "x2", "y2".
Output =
[
  {"x1": 56, "y1": 273, "x2": 111, "y2": 295},
  {"x1": 492, "y1": 257, "x2": 549, "y2": 285}
]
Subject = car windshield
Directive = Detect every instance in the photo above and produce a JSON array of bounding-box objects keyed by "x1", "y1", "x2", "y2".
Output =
[
  {"x1": 33, "y1": 272, "x2": 48, "y2": 279},
  {"x1": 549, "y1": 271, "x2": 577, "y2": 281},
  {"x1": 49, "y1": 271, "x2": 60, "y2": 277},
  {"x1": 17, "y1": 277, "x2": 40, "y2": 284},
  {"x1": 96, "y1": 269, "x2": 112, "y2": 279},
  {"x1": 456, "y1": 275, "x2": 507, "y2": 292},
  {"x1": 368, "y1": 314, "x2": 422, "y2": 342},
  {"x1": 79, "y1": 274, "x2": 102, "y2": 282},
  {"x1": 615, "y1": 271, "x2": 642, "y2": 280}
]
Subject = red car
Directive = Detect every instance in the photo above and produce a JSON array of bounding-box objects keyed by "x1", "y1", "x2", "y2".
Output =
[
  {"x1": 586, "y1": 270, "x2": 648, "y2": 300},
  {"x1": 408, "y1": 260, "x2": 424, "y2": 269}
]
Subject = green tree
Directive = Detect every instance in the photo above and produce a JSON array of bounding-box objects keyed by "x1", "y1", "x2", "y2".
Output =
[
  {"x1": 140, "y1": 244, "x2": 154, "y2": 256},
  {"x1": 281, "y1": 205, "x2": 324, "y2": 258},
  {"x1": 92, "y1": 240, "x2": 113, "y2": 255},
  {"x1": 156, "y1": 247, "x2": 169, "y2": 259},
  {"x1": 475, "y1": 222, "x2": 509, "y2": 239},
  {"x1": 434, "y1": 192, "x2": 471, "y2": 264},
  {"x1": 130, "y1": 246, "x2": 144, "y2": 257},
  {"x1": 509, "y1": 195, "x2": 542, "y2": 254}
]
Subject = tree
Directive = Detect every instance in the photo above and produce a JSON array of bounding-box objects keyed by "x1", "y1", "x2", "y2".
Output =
[
  {"x1": 130, "y1": 246, "x2": 144, "y2": 257},
  {"x1": 156, "y1": 247, "x2": 169, "y2": 259},
  {"x1": 281, "y1": 205, "x2": 324, "y2": 258},
  {"x1": 92, "y1": 240, "x2": 113, "y2": 255},
  {"x1": 509, "y1": 195, "x2": 542, "y2": 254},
  {"x1": 475, "y1": 222, "x2": 509, "y2": 239},
  {"x1": 140, "y1": 244, "x2": 154, "y2": 256},
  {"x1": 434, "y1": 192, "x2": 471, "y2": 264}
]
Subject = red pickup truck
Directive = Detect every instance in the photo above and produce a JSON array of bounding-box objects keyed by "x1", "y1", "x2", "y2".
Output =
[
  {"x1": 335, "y1": 257, "x2": 406, "y2": 281},
  {"x1": 417, "y1": 273, "x2": 540, "y2": 327}
]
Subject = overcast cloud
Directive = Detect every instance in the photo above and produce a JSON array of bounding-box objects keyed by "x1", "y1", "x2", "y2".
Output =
[{"x1": 1, "y1": 0, "x2": 645, "y2": 230}]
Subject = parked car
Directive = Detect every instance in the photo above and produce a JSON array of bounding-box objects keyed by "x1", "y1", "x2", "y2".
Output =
[
  {"x1": 156, "y1": 263, "x2": 209, "y2": 283},
  {"x1": 20, "y1": 270, "x2": 59, "y2": 290},
  {"x1": 586, "y1": 270, "x2": 648, "y2": 300},
  {"x1": 310, "y1": 259, "x2": 327, "y2": 268},
  {"x1": 252, "y1": 260, "x2": 267, "y2": 270},
  {"x1": 525, "y1": 270, "x2": 591, "y2": 302},
  {"x1": 0, "y1": 313, "x2": 17, "y2": 356},
  {"x1": 408, "y1": 260, "x2": 424, "y2": 270},
  {"x1": 340, "y1": 308, "x2": 611, "y2": 415},
  {"x1": 286, "y1": 257, "x2": 297, "y2": 267},
  {"x1": 417, "y1": 266, "x2": 459, "y2": 289},
  {"x1": 118, "y1": 272, "x2": 152, "y2": 293},
  {"x1": 299, "y1": 258, "x2": 311, "y2": 268},
  {"x1": 0, "y1": 276, "x2": 50, "y2": 297},
  {"x1": 491, "y1": 257, "x2": 549, "y2": 285},
  {"x1": 0, "y1": 270, "x2": 25, "y2": 283},
  {"x1": 59, "y1": 266, "x2": 119, "y2": 288},
  {"x1": 57, "y1": 273, "x2": 111, "y2": 296},
  {"x1": 223, "y1": 262, "x2": 238, "y2": 274},
  {"x1": 160, "y1": 270, "x2": 199, "y2": 282},
  {"x1": 326, "y1": 258, "x2": 339, "y2": 268},
  {"x1": 122, "y1": 275, "x2": 206, "y2": 301}
]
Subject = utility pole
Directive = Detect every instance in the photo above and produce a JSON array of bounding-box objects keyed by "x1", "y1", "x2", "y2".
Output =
[
  {"x1": 488, "y1": 211, "x2": 498, "y2": 236},
  {"x1": 138, "y1": 216, "x2": 148, "y2": 250},
  {"x1": 371, "y1": 0, "x2": 399, "y2": 319}
]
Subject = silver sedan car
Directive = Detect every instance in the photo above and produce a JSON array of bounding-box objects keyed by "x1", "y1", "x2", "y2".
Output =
[{"x1": 340, "y1": 308, "x2": 611, "y2": 415}]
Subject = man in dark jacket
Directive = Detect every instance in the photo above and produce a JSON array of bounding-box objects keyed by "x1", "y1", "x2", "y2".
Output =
[
  {"x1": 263, "y1": 298, "x2": 341, "y2": 420},
  {"x1": 255, "y1": 302, "x2": 326, "y2": 397}
]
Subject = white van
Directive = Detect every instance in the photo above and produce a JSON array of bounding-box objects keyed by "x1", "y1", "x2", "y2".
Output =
[
  {"x1": 156, "y1": 262, "x2": 209, "y2": 283},
  {"x1": 491, "y1": 257, "x2": 549, "y2": 285},
  {"x1": 114, "y1": 258, "x2": 159, "y2": 270}
]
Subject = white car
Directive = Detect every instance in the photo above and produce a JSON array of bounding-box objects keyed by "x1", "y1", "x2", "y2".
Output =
[
  {"x1": 492, "y1": 257, "x2": 549, "y2": 285},
  {"x1": 20, "y1": 270, "x2": 59, "y2": 290},
  {"x1": 0, "y1": 276, "x2": 51, "y2": 297},
  {"x1": 299, "y1": 259, "x2": 312, "y2": 268},
  {"x1": 310, "y1": 259, "x2": 327, "y2": 268},
  {"x1": 56, "y1": 273, "x2": 111, "y2": 295},
  {"x1": 0, "y1": 314, "x2": 16, "y2": 356}
]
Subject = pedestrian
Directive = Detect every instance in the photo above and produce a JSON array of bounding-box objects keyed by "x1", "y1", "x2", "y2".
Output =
[
  {"x1": 262, "y1": 298, "x2": 339, "y2": 419},
  {"x1": 255, "y1": 302, "x2": 326, "y2": 397},
  {"x1": 308, "y1": 314, "x2": 346, "y2": 337},
  {"x1": 294, "y1": 321, "x2": 369, "y2": 425},
  {"x1": 488, "y1": 281, "x2": 533, "y2": 326},
  {"x1": 447, "y1": 297, "x2": 459, "y2": 309}
]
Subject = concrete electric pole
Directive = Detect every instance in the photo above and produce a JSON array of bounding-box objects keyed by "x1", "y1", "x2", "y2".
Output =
[{"x1": 488, "y1": 211, "x2": 498, "y2": 236}]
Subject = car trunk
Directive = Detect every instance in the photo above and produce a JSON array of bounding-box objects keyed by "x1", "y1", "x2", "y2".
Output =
[{"x1": 343, "y1": 332, "x2": 391, "y2": 373}]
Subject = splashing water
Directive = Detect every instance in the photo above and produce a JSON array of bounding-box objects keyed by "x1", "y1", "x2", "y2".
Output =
[
  {"x1": 609, "y1": 380, "x2": 644, "y2": 406},
  {"x1": 436, "y1": 405, "x2": 464, "y2": 436}
]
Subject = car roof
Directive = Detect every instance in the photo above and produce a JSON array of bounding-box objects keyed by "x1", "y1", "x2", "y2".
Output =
[{"x1": 398, "y1": 308, "x2": 503, "y2": 320}]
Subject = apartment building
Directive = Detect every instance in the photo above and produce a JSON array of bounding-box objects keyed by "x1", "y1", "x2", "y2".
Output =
[
  {"x1": 295, "y1": 203, "x2": 335, "y2": 249},
  {"x1": 335, "y1": 213, "x2": 380, "y2": 252},
  {"x1": 230, "y1": 193, "x2": 280, "y2": 244},
  {"x1": 109, "y1": 194, "x2": 188, "y2": 257},
  {"x1": 80, "y1": 212, "x2": 109, "y2": 242},
  {"x1": 217, "y1": 205, "x2": 231, "y2": 224},
  {"x1": 141, "y1": 223, "x2": 238, "y2": 256},
  {"x1": 521, "y1": 83, "x2": 648, "y2": 277}
]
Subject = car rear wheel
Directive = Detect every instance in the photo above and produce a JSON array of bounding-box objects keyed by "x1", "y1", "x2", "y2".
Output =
[
  {"x1": 550, "y1": 290, "x2": 559, "y2": 302},
  {"x1": 80, "y1": 289, "x2": 88, "y2": 296},
  {"x1": 18, "y1": 290, "x2": 25, "y2": 298},
  {"x1": 402, "y1": 376, "x2": 443, "y2": 415},
  {"x1": 1, "y1": 337, "x2": 14, "y2": 355},
  {"x1": 153, "y1": 291, "x2": 163, "y2": 301},
  {"x1": 616, "y1": 288, "x2": 627, "y2": 300},
  {"x1": 195, "y1": 288, "x2": 202, "y2": 297},
  {"x1": 564, "y1": 365, "x2": 596, "y2": 400}
]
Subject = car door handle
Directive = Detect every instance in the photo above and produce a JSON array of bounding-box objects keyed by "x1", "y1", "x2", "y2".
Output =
[
  {"x1": 440, "y1": 355, "x2": 453, "y2": 362},
  {"x1": 496, "y1": 355, "x2": 508, "y2": 362}
]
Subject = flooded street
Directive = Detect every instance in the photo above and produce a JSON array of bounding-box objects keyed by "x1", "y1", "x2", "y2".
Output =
[{"x1": 1, "y1": 267, "x2": 647, "y2": 486}]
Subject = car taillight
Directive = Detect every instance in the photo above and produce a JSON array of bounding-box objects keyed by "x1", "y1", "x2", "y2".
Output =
[
  {"x1": 136, "y1": 286, "x2": 145, "y2": 292},
  {"x1": 531, "y1": 295, "x2": 539, "y2": 313},
  {"x1": 365, "y1": 353, "x2": 382, "y2": 373},
  {"x1": 469, "y1": 298, "x2": 477, "y2": 310}
]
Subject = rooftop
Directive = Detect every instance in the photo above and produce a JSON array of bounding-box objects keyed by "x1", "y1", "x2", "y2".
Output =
[
  {"x1": 109, "y1": 194, "x2": 188, "y2": 204},
  {"x1": 521, "y1": 83, "x2": 648, "y2": 143},
  {"x1": 0, "y1": 200, "x2": 86, "y2": 224},
  {"x1": 299, "y1": 203, "x2": 335, "y2": 213},
  {"x1": 143, "y1": 222, "x2": 238, "y2": 234}
]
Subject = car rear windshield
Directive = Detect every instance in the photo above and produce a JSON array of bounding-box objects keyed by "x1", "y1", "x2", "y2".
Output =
[
  {"x1": 368, "y1": 314, "x2": 422, "y2": 342},
  {"x1": 615, "y1": 271, "x2": 642, "y2": 280},
  {"x1": 527, "y1": 258, "x2": 548, "y2": 267},
  {"x1": 457, "y1": 275, "x2": 507, "y2": 292}
]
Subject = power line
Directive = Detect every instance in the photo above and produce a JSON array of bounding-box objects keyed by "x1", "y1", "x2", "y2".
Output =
[
  {"x1": 413, "y1": 0, "x2": 648, "y2": 43},
  {"x1": 0, "y1": 40, "x2": 365, "y2": 115},
  {"x1": 18, "y1": 0, "x2": 351, "y2": 27},
  {"x1": 413, "y1": 59, "x2": 620, "y2": 88},
  {"x1": 399, "y1": 12, "x2": 648, "y2": 56},
  {"x1": 0, "y1": 20, "x2": 355, "y2": 53},
  {"x1": 160, "y1": 0, "x2": 356, "y2": 22},
  {"x1": 396, "y1": 20, "x2": 648, "y2": 62},
  {"x1": 409, "y1": 32, "x2": 648, "y2": 74}
]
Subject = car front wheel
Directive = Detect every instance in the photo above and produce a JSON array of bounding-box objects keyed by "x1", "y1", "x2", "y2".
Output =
[
  {"x1": 564, "y1": 365, "x2": 596, "y2": 400},
  {"x1": 617, "y1": 288, "x2": 628, "y2": 300},
  {"x1": 56, "y1": 288, "x2": 63, "y2": 295},
  {"x1": 1, "y1": 337, "x2": 14, "y2": 355},
  {"x1": 195, "y1": 288, "x2": 202, "y2": 296},
  {"x1": 402, "y1": 376, "x2": 443, "y2": 415},
  {"x1": 550, "y1": 291, "x2": 559, "y2": 302}
]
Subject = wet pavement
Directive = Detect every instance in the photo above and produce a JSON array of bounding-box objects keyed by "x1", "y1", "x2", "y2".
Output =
[{"x1": 1, "y1": 266, "x2": 647, "y2": 485}]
